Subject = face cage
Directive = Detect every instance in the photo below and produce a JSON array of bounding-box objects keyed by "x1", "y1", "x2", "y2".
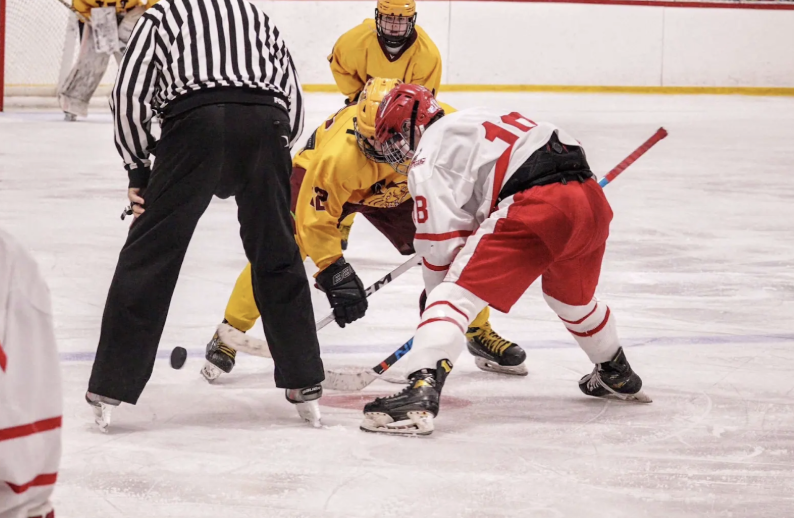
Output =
[
  {"x1": 354, "y1": 119, "x2": 388, "y2": 163},
  {"x1": 376, "y1": 12, "x2": 416, "y2": 47},
  {"x1": 382, "y1": 133, "x2": 413, "y2": 175}
]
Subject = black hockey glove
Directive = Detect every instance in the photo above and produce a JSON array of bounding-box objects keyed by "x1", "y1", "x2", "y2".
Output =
[{"x1": 316, "y1": 257, "x2": 368, "y2": 328}]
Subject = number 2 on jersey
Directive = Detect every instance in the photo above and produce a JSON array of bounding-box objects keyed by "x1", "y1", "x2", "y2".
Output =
[
  {"x1": 312, "y1": 187, "x2": 329, "y2": 211},
  {"x1": 483, "y1": 112, "x2": 537, "y2": 214}
]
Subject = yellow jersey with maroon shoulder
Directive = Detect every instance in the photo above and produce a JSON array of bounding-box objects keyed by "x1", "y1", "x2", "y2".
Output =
[{"x1": 328, "y1": 19, "x2": 442, "y2": 104}]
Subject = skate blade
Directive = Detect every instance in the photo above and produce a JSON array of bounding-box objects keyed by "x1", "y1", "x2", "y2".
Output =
[
  {"x1": 619, "y1": 390, "x2": 652, "y2": 404},
  {"x1": 92, "y1": 404, "x2": 112, "y2": 433},
  {"x1": 359, "y1": 411, "x2": 435, "y2": 436},
  {"x1": 296, "y1": 400, "x2": 322, "y2": 428},
  {"x1": 200, "y1": 361, "x2": 223, "y2": 383},
  {"x1": 474, "y1": 357, "x2": 528, "y2": 377},
  {"x1": 597, "y1": 389, "x2": 653, "y2": 404}
]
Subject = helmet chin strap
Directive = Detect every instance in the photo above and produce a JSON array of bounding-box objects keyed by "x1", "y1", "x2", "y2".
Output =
[{"x1": 409, "y1": 99, "x2": 419, "y2": 151}]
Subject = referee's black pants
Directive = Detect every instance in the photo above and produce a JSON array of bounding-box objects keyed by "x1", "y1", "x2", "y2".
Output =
[{"x1": 88, "y1": 103, "x2": 324, "y2": 404}]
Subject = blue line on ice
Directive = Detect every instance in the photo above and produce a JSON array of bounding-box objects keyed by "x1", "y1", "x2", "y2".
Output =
[{"x1": 59, "y1": 332, "x2": 794, "y2": 363}]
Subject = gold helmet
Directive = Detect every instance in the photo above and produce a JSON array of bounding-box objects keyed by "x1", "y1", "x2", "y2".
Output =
[
  {"x1": 375, "y1": 0, "x2": 417, "y2": 47},
  {"x1": 354, "y1": 77, "x2": 403, "y2": 163}
]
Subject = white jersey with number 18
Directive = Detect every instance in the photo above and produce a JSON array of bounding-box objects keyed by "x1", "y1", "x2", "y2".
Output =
[{"x1": 407, "y1": 107, "x2": 581, "y2": 294}]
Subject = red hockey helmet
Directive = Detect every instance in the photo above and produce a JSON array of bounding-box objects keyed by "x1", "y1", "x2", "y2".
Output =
[{"x1": 375, "y1": 83, "x2": 444, "y2": 174}]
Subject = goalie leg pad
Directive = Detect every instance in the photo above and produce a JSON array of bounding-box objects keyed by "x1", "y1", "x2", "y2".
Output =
[{"x1": 57, "y1": 25, "x2": 111, "y2": 117}]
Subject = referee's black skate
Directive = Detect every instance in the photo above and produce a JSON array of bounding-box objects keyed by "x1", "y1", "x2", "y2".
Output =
[
  {"x1": 579, "y1": 347, "x2": 651, "y2": 403},
  {"x1": 466, "y1": 321, "x2": 527, "y2": 376},
  {"x1": 361, "y1": 359, "x2": 452, "y2": 436},
  {"x1": 201, "y1": 322, "x2": 238, "y2": 382}
]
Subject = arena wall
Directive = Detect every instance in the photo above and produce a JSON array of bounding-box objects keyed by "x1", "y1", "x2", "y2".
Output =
[{"x1": 3, "y1": 0, "x2": 794, "y2": 97}]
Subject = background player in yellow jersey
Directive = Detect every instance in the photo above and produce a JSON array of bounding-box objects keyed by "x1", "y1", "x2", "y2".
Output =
[
  {"x1": 328, "y1": 0, "x2": 443, "y2": 247},
  {"x1": 328, "y1": 0, "x2": 442, "y2": 105},
  {"x1": 201, "y1": 79, "x2": 526, "y2": 382},
  {"x1": 59, "y1": 0, "x2": 160, "y2": 120}
]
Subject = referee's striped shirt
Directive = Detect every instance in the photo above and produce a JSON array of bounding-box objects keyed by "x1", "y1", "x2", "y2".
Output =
[{"x1": 111, "y1": 0, "x2": 304, "y2": 180}]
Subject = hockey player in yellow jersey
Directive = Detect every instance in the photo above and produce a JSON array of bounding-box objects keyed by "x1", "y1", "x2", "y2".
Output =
[
  {"x1": 201, "y1": 79, "x2": 527, "y2": 382},
  {"x1": 328, "y1": 0, "x2": 442, "y2": 105},
  {"x1": 329, "y1": 0, "x2": 443, "y2": 248}
]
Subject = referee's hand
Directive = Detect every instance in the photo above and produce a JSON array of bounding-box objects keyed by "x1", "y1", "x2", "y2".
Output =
[{"x1": 128, "y1": 188, "x2": 146, "y2": 218}]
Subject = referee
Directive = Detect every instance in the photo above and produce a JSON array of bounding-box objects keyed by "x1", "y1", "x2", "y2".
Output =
[{"x1": 86, "y1": 0, "x2": 324, "y2": 427}]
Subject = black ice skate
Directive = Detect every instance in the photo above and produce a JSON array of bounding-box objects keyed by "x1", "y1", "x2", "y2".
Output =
[
  {"x1": 85, "y1": 391, "x2": 120, "y2": 433},
  {"x1": 201, "y1": 323, "x2": 238, "y2": 383},
  {"x1": 579, "y1": 347, "x2": 652, "y2": 403},
  {"x1": 360, "y1": 359, "x2": 453, "y2": 436},
  {"x1": 466, "y1": 321, "x2": 527, "y2": 376},
  {"x1": 286, "y1": 384, "x2": 323, "y2": 428}
]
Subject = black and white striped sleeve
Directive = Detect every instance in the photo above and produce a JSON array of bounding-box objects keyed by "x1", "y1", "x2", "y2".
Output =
[
  {"x1": 110, "y1": 13, "x2": 161, "y2": 189},
  {"x1": 284, "y1": 52, "x2": 305, "y2": 148},
  {"x1": 268, "y1": 25, "x2": 304, "y2": 148}
]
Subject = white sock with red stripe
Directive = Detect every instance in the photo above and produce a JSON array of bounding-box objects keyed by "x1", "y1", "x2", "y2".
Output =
[
  {"x1": 400, "y1": 282, "x2": 488, "y2": 376},
  {"x1": 544, "y1": 294, "x2": 620, "y2": 364}
]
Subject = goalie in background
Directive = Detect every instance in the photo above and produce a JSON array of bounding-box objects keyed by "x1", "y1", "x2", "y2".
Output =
[
  {"x1": 57, "y1": 0, "x2": 160, "y2": 121},
  {"x1": 0, "y1": 229, "x2": 62, "y2": 518},
  {"x1": 202, "y1": 78, "x2": 527, "y2": 383},
  {"x1": 328, "y1": 0, "x2": 443, "y2": 249}
]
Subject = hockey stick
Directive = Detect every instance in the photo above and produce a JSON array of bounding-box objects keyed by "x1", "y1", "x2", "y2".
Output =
[
  {"x1": 216, "y1": 254, "x2": 423, "y2": 358},
  {"x1": 322, "y1": 128, "x2": 669, "y2": 392},
  {"x1": 598, "y1": 127, "x2": 668, "y2": 188}
]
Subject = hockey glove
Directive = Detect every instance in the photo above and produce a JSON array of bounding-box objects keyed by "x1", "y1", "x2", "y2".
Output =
[{"x1": 316, "y1": 257, "x2": 368, "y2": 328}]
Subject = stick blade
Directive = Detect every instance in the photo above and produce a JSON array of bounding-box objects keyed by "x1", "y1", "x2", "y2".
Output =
[
  {"x1": 322, "y1": 366, "x2": 377, "y2": 391},
  {"x1": 216, "y1": 323, "x2": 272, "y2": 358}
]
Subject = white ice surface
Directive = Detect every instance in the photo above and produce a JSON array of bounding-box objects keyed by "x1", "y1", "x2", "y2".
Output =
[{"x1": 1, "y1": 92, "x2": 793, "y2": 517}]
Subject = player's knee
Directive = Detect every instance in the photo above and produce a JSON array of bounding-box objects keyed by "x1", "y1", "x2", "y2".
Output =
[{"x1": 545, "y1": 293, "x2": 599, "y2": 322}]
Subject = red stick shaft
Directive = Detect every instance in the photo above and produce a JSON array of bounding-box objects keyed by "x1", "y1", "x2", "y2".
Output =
[{"x1": 602, "y1": 127, "x2": 668, "y2": 184}]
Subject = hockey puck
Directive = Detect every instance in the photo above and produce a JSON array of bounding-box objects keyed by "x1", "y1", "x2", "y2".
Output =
[{"x1": 170, "y1": 346, "x2": 187, "y2": 370}]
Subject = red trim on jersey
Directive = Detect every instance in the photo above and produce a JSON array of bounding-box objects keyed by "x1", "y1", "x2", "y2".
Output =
[
  {"x1": 0, "y1": 341, "x2": 6, "y2": 372},
  {"x1": 425, "y1": 301, "x2": 469, "y2": 321},
  {"x1": 559, "y1": 303, "x2": 599, "y2": 325},
  {"x1": 415, "y1": 230, "x2": 474, "y2": 241},
  {"x1": 6, "y1": 473, "x2": 58, "y2": 494},
  {"x1": 422, "y1": 258, "x2": 450, "y2": 271},
  {"x1": 0, "y1": 416, "x2": 62, "y2": 442},
  {"x1": 568, "y1": 308, "x2": 611, "y2": 337},
  {"x1": 418, "y1": 317, "x2": 465, "y2": 334}
]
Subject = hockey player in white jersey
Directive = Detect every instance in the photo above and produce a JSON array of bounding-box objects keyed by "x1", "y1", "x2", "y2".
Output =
[
  {"x1": 0, "y1": 230, "x2": 61, "y2": 518},
  {"x1": 361, "y1": 84, "x2": 650, "y2": 435}
]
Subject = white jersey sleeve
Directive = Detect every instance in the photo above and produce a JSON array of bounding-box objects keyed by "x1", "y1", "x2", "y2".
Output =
[{"x1": 0, "y1": 230, "x2": 61, "y2": 518}]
